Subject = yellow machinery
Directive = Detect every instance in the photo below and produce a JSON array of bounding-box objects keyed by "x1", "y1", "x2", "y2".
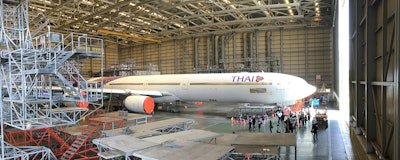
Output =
[{"x1": 315, "y1": 107, "x2": 328, "y2": 128}]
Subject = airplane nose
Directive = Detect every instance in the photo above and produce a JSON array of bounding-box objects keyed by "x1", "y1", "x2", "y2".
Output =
[
  {"x1": 307, "y1": 84, "x2": 317, "y2": 96},
  {"x1": 292, "y1": 82, "x2": 316, "y2": 100}
]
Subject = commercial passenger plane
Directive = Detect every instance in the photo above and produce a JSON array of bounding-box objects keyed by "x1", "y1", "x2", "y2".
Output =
[{"x1": 89, "y1": 72, "x2": 316, "y2": 114}]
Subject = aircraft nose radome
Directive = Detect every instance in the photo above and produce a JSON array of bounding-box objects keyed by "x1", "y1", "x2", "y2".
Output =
[
  {"x1": 294, "y1": 83, "x2": 316, "y2": 100},
  {"x1": 307, "y1": 84, "x2": 317, "y2": 96}
]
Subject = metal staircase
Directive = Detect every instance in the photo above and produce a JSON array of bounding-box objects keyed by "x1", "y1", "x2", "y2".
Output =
[
  {"x1": 48, "y1": 128, "x2": 71, "y2": 150},
  {"x1": 38, "y1": 32, "x2": 103, "y2": 103},
  {"x1": 0, "y1": 0, "x2": 104, "y2": 159},
  {"x1": 60, "y1": 122, "x2": 100, "y2": 160},
  {"x1": 29, "y1": 13, "x2": 48, "y2": 37}
]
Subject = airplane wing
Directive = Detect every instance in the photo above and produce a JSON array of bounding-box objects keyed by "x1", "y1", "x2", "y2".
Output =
[
  {"x1": 91, "y1": 88, "x2": 164, "y2": 97},
  {"x1": 52, "y1": 85, "x2": 166, "y2": 98}
]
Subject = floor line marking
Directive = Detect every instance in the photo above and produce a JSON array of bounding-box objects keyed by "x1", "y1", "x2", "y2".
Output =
[{"x1": 328, "y1": 117, "x2": 332, "y2": 160}]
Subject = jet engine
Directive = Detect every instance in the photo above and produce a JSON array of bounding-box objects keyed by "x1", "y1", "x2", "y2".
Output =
[{"x1": 123, "y1": 96, "x2": 155, "y2": 114}]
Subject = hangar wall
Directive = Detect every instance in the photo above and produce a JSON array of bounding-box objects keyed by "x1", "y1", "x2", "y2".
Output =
[
  {"x1": 106, "y1": 27, "x2": 333, "y2": 89},
  {"x1": 81, "y1": 44, "x2": 118, "y2": 77},
  {"x1": 349, "y1": 0, "x2": 400, "y2": 159}
]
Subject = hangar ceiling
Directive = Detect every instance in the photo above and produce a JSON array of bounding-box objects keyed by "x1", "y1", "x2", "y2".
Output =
[{"x1": 25, "y1": 0, "x2": 334, "y2": 44}]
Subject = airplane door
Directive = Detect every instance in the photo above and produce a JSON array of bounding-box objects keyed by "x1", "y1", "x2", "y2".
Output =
[
  {"x1": 143, "y1": 80, "x2": 148, "y2": 89},
  {"x1": 181, "y1": 78, "x2": 189, "y2": 90}
]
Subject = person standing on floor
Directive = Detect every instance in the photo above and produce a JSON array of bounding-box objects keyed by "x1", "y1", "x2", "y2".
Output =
[
  {"x1": 311, "y1": 122, "x2": 319, "y2": 140},
  {"x1": 276, "y1": 110, "x2": 282, "y2": 124},
  {"x1": 269, "y1": 120, "x2": 273, "y2": 133},
  {"x1": 258, "y1": 116, "x2": 263, "y2": 131},
  {"x1": 252, "y1": 116, "x2": 256, "y2": 130},
  {"x1": 248, "y1": 116, "x2": 253, "y2": 131},
  {"x1": 289, "y1": 118, "x2": 294, "y2": 133},
  {"x1": 230, "y1": 117, "x2": 235, "y2": 127},
  {"x1": 276, "y1": 124, "x2": 282, "y2": 133},
  {"x1": 300, "y1": 111, "x2": 305, "y2": 127}
]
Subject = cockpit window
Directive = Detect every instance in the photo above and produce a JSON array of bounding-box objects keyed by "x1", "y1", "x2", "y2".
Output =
[{"x1": 250, "y1": 88, "x2": 267, "y2": 93}]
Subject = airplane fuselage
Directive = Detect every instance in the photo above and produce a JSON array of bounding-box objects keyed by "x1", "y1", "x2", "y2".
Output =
[{"x1": 103, "y1": 72, "x2": 316, "y2": 105}]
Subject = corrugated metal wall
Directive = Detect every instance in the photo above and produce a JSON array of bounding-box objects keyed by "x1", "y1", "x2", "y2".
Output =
[
  {"x1": 81, "y1": 44, "x2": 117, "y2": 77},
  {"x1": 84, "y1": 27, "x2": 333, "y2": 89},
  {"x1": 270, "y1": 28, "x2": 333, "y2": 88},
  {"x1": 349, "y1": 0, "x2": 400, "y2": 159}
]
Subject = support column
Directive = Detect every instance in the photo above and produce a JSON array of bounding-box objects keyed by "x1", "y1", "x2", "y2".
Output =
[
  {"x1": 254, "y1": 30, "x2": 259, "y2": 70},
  {"x1": 174, "y1": 39, "x2": 178, "y2": 73},
  {"x1": 394, "y1": 0, "x2": 400, "y2": 159},
  {"x1": 194, "y1": 38, "x2": 199, "y2": 73},
  {"x1": 354, "y1": 0, "x2": 363, "y2": 135},
  {"x1": 182, "y1": 40, "x2": 186, "y2": 73},
  {"x1": 305, "y1": 28, "x2": 309, "y2": 81},
  {"x1": 266, "y1": 31, "x2": 272, "y2": 72},
  {"x1": 143, "y1": 44, "x2": 146, "y2": 65},
  {"x1": 214, "y1": 35, "x2": 219, "y2": 67},
  {"x1": 243, "y1": 33, "x2": 247, "y2": 70},
  {"x1": 249, "y1": 32, "x2": 254, "y2": 71},
  {"x1": 233, "y1": 33, "x2": 236, "y2": 71},
  {"x1": 349, "y1": 0, "x2": 355, "y2": 121},
  {"x1": 280, "y1": 28, "x2": 283, "y2": 73},
  {"x1": 158, "y1": 44, "x2": 161, "y2": 72},
  {"x1": 221, "y1": 35, "x2": 225, "y2": 70},
  {"x1": 365, "y1": 0, "x2": 377, "y2": 153},
  {"x1": 207, "y1": 36, "x2": 211, "y2": 72},
  {"x1": 380, "y1": 1, "x2": 389, "y2": 156}
]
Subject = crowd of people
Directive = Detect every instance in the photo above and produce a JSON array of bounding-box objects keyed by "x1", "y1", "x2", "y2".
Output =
[{"x1": 230, "y1": 105, "x2": 318, "y2": 135}]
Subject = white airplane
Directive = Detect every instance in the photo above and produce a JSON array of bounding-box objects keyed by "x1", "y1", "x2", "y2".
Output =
[{"x1": 89, "y1": 72, "x2": 316, "y2": 114}]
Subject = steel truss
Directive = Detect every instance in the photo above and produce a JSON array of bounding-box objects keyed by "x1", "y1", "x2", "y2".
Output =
[
  {"x1": 0, "y1": 0, "x2": 104, "y2": 159},
  {"x1": 26, "y1": 0, "x2": 334, "y2": 44},
  {"x1": 0, "y1": 141, "x2": 56, "y2": 160},
  {"x1": 3, "y1": 127, "x2": 69, "y2": 157}
]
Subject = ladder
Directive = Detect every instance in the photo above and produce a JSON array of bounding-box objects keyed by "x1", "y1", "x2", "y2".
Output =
[{"x1": 60, "y1": 122, "x2": 100, "y2": 160}]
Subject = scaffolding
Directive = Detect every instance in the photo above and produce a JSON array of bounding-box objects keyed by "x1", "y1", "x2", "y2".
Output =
[
  {"x1": 0, "y1": 0, "x2": 104, "y2": 159},
  {"x1": 3, "y1": 127, "x2": 70, "y2": 157},
  {"x1": 60, "y1": 117, "x2": 125, "y2": 160}
]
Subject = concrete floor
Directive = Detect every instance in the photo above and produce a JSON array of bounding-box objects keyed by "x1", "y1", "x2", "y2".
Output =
[{"x1": 148, "y1": 102, "x2": 358, "y2": 160}]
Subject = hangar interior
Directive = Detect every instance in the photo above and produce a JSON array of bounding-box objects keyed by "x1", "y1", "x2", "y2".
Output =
[
  {"x1": 1, "y1": 0, "x2": 398, "y2": 160},
  {"x1": 25, "y1": 0, "x2": 336, "y2": 90}
]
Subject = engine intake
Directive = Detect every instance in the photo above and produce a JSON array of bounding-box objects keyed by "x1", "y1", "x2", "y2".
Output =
[{"x1": 123, "y1": 96, "x2": 154, "y2": 114}]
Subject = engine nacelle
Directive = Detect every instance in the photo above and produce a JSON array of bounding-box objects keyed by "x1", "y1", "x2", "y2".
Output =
[{"x1": 123, "y1": 96, "x2": 154, "y2": 114}]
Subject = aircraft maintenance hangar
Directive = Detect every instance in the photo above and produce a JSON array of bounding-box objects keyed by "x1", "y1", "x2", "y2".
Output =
[{"x1": 0, "y1": 0, "x2": 399, "y2": 160}]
